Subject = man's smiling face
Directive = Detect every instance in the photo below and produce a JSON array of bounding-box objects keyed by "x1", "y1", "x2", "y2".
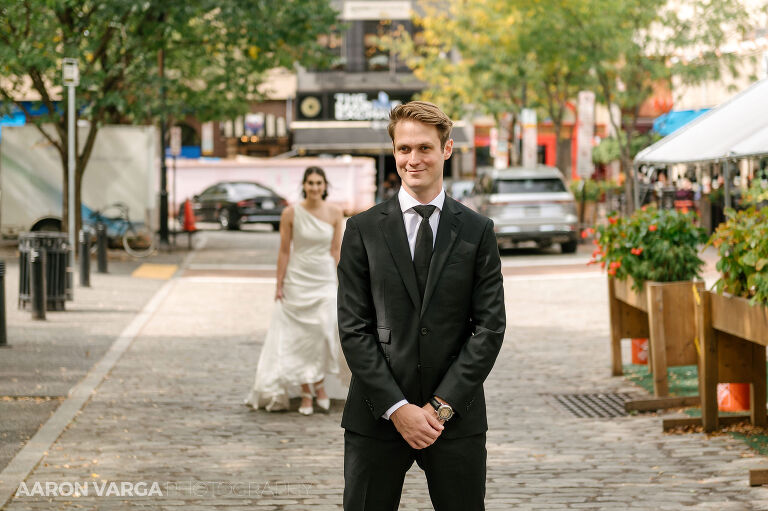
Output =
[{"x1": 392, "y1": 119, "x2": 453, "y2": 201}]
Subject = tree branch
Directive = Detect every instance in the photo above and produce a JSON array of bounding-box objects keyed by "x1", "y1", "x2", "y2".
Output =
[{"x1": 27, "y1": 69, "x2": 67, "y2": 143}]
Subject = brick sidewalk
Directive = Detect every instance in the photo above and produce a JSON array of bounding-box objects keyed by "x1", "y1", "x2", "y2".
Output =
[{"x1": 2, "y1": 233, "x2": 767, "y2": 510}]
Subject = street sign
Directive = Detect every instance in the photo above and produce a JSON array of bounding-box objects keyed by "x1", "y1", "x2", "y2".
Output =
[
  {"x1": 170, "y1": 126, "x2": 182, "y2": 157},
  {"x1": 62, "y1": 58, "x2": 79, "y2": 87}
]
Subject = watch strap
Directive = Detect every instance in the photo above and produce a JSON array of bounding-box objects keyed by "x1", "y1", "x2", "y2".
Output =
[{"x1": 429, "y1": 397, "x2": 442, "y2": 411}]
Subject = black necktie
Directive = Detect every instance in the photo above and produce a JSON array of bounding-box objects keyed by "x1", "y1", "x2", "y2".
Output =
[{"x1": 413, "y1": 205, "x2": 437, "y2": 299}]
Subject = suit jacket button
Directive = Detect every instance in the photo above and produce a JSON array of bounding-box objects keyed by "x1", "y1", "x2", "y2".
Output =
[{"x1": 420, "y1": 327, "x2": 428, "y2": 336}]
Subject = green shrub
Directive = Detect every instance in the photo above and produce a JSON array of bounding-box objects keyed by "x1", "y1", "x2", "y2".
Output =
[
  {"x1": 569, "y1": 178, "x2": 601, "y2": 202},
  {"x1": 590, "y1": 205, "x2": 706, "y2": 290},
  {"x1": 707, "y1": 207, "x2": 768, "y2": 306}
]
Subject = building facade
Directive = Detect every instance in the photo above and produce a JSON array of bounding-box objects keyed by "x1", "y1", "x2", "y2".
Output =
[{"x1": 292, "y1": 0, "x2": 474, "y2": 197}]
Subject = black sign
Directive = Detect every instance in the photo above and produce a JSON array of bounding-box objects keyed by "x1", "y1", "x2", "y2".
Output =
[{"x1": 296, "y1": 91, "x2": 416, "y2": 121}]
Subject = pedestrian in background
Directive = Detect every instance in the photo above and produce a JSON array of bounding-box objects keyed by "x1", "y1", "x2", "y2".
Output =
[{"x1": 245, "y1": 166, "x2": 346, "y2": 415}]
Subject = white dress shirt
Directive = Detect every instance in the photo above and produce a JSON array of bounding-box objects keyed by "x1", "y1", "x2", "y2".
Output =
[{"x1": 383, "y1": 186, "x2": 445, "y2": 420}]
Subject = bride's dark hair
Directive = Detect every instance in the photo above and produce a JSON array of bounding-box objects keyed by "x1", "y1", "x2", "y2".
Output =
[{"x1": 302, "y1": 166, "x2": 329, "y2": 200}]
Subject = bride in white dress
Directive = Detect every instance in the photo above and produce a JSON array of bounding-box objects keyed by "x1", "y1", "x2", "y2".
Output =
[{"x1": 246, "y1": 167, "x2": 347, "y2": 415}]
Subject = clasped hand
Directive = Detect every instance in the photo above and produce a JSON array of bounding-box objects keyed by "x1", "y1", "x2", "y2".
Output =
[{"x1": 390, "y1": 403, "x2": 444, "y2": 449}]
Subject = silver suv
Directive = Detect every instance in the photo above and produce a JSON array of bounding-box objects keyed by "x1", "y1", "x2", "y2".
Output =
[{"x1": 470, "y1": 166, "x2": 579, "y2": 253}]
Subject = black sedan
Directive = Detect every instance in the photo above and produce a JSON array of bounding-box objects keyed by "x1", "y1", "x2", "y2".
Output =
[{"x1": 189, "y1": 181, "x2": 288, "y2": 230}]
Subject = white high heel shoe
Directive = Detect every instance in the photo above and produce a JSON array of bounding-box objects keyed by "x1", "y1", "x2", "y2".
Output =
[
  {"x1": 315, "y1": 383, "x2": 330, "y2": 412},
  {"x1": 298, "y1": 392, "x2": 314, "y2": 416}
]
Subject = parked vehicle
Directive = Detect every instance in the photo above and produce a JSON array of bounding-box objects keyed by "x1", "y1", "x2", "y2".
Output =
[
  {"x1": 1, "y1": 125, "x2": 157, "y2": 237},
  {"x1": 171, "y1": 156, "x2": 376, "y2": 217},
  {"x1": 445, "y1": 178, "x2": 475, "y2": 205},
  {"x1": 189, "y1": 181, "x2": 288, "y2": 230},
  {"x1": 470, "y1": 166, "x2": 579, "y2": 253}
]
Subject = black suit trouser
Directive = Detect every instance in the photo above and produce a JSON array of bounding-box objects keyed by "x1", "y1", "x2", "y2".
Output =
[{"x1": 343, "y1": 430, "x2": 486, "y2": 511}]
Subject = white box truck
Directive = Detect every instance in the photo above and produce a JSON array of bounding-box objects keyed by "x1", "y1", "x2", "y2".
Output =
[{"x1": 0, "y1": 124, "x2": 158, "y2": 237}]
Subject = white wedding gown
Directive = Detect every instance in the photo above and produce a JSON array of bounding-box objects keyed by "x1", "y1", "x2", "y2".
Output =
[{"x1": 245, "y1": 203, "x2": 349, "y2": 411}]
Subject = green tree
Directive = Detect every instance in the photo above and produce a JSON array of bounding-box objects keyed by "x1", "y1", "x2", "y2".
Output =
[
  {"x1": 383, "y1": 0, "x2": 528, "y2": 163},
  {"x1": 0, "y1": 0, "x2": 337, "y2": 234},
  {"x1": 385, "y1": 0, "x2": 594, "y2": 171},
  {"x1": 516, "y1": 0, "x2": 594, "y2": 173},
  {"x1": 561, "y1": 0, "x2": 759, "y2": 211}
]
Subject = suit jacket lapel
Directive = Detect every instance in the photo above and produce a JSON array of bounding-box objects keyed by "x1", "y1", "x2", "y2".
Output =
[
  {"x1": 380, "y1": 196, "x2": 421, "y2": 310},
  {"x1": 420, "y1": 196, "x2": 463, "y2": 318}
]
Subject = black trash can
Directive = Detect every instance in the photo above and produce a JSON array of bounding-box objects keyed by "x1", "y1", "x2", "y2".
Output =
[{"x1": 18, "y1": 232, "x2": 71, "y2": 311}]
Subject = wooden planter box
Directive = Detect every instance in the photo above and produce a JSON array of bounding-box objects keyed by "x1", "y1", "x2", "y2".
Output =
[
  {"x1": 609, "y1": 277, "x2": 704, "y2": 397},
  {"x1": 695, "y1": 291, "x2": 768, "y2": 432},
  {"x1": 694, "y1": 290, "x2": 768, "y2": 486}
]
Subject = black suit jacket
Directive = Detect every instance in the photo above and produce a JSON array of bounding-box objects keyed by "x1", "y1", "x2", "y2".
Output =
[{"x1": 337, "y1": 194, "x2": 506, "y2": 440}]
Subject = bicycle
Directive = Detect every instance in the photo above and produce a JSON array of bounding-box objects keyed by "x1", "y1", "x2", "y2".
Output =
[{"x1": 85, "y1": 202, "x2": 157, "y2": 258}]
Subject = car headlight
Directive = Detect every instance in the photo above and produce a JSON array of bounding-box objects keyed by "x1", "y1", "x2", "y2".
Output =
[{"x1": 565, "y1": 214, "x2": 578, "y2": 223}]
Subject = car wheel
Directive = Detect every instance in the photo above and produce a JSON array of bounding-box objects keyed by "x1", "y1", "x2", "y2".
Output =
[
  {"x1": 218, "y1": 209, "x2": 239, "y2": 230},
  {"x1": 561, "y1": 240, "x2": 578, "y2": 254},
  {"x1": 271, "y1": 222, "x2": 280, "y2": 231}
]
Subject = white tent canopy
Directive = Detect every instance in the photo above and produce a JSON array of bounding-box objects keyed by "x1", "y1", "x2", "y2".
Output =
[
  {"x1": 635, "y1": 78, "x2": 768, "y2": 165},
  {"x1": 730, "y1": 124, "x2": 768, "y2": 159}
]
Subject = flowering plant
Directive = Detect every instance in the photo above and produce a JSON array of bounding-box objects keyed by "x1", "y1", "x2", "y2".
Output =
[
  {"x1": 588, "y1": 205, "x2": 706, "y2": 291},
  {"x1": 707, "y1": 207, "x2": 768, "y2": 306}
]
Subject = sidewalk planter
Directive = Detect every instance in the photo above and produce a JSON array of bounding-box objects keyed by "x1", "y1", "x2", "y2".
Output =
[
  {"x1": 593, "y1": 205, "x2": 707, "y2": 398},
  {"x1": 695, "y1": 290, "x2": 768, "y2": 432},
  {"x1": 609, "y1": 276, "x2": 704, "y2": 397}
]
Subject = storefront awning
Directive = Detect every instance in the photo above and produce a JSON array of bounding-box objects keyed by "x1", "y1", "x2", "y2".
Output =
[
  {"x1": 652, "y1": 108, "x2": 710, "y2": 136},
  {"x1": 292, "y1": 121, "x2": 472, "y2": 153}
]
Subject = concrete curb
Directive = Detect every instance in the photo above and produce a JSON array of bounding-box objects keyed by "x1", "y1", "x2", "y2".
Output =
[{"x1": 0, "y1": 238, "x2": 203, "y2": 509}]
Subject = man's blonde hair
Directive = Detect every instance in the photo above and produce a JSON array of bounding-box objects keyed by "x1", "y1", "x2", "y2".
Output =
[{"x1": 387, "y1": 101, "x2": 453, "y2": 149}]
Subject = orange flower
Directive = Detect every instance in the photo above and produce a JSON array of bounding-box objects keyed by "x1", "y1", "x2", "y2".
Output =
[
  {"x1": 607, "y1": 268, "x2": 616, "y2": 276},
  {"x1": 581, "y1": 230, "x2": 589, "y2": 239},
  {"x1": 608, "y1": 217, "x2": 618, "y2": 225},
  {"x1": 600, "y1": 261, "x2": 606, "y2": 269},
  {"x1": 681, "y1": 207, "x2": 689, "y2": 214},
  {"x1": 648, "y1": 224, "x2": 658, "y2": 232}
]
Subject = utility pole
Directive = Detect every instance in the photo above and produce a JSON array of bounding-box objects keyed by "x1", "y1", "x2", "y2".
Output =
[
  {"x1": 63, "y1": 58, "x2": 79, "y2": 296},
  {"x1": 158, "y1": 37, "x2": 169, "y2": 246}
]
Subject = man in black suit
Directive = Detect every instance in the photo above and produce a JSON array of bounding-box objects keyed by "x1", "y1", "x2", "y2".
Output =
[{"x1": 337, "y1": 101, "x2": 506, "y2": 511}]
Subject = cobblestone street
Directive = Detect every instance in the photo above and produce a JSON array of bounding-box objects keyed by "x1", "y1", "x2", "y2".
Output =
[{"x1": 2, "y1": 230, "x2": 768, "y2": 510}]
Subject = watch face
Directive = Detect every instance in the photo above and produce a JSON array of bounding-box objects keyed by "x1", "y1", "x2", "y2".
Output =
[{"x1": 438, "y1": 406, "x2": 453, "y2": 420}]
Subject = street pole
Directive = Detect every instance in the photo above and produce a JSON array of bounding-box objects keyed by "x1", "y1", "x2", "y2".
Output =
[
  {"x1": 68, "y1": 83, "x2": 75, "y2": 270},
  {"x1": 158, "y1": 46, "x2": 169, "y2": 247},
  {"x1": 724, "y1": 159, "x2": 732, "y2": 209},
  {"x1": 63, "y1": 58, "x2": 79, "y2": 298}
]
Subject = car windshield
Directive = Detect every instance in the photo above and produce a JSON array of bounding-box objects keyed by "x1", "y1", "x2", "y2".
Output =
[
  {"x1": 494, "y1": 178, "x2": 566, "y2": 194},
  {"x1": 230, "y1": 183, "x2": 272, "y2": 199}
]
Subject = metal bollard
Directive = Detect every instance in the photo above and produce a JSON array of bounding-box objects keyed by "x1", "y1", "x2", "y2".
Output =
[
  {"x1": 96, "y1": 223, "x2": 108, "y2": 273},
  {"x1": 79, "y1": 229, "x2": 91, "y2": 287},
  {"x1": 0, "y1": 260, "x2": 7, "y2": 346},
  {"x1": 29, "y1": 249, "x2": 46, "y2": 320}
]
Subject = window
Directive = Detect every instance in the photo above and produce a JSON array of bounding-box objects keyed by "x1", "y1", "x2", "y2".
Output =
[
  {"x1": 317, "y1": 27, "x2": 345, "y2": 70},
  {"x1": 230, "y1": 182, "x2": 273, "y2": 199},
  {"x1": 494, "y1": 178, "x2": 567, "y2": 194},
  {"x1": 364, "y1": 20, "x2": 392, "y2": 71}
]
